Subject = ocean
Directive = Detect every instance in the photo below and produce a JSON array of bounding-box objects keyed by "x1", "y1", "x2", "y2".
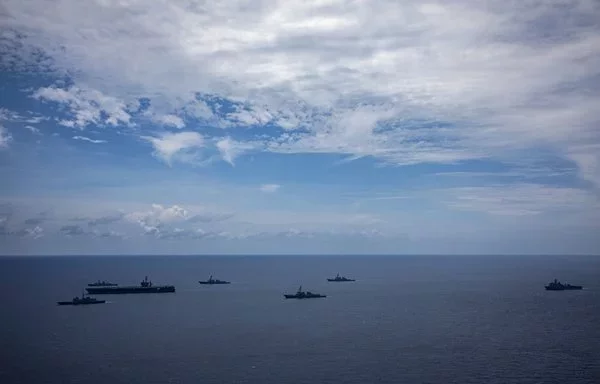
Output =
[{"x1": 1, "y1": 255, "x2": 599, "y2": 384}]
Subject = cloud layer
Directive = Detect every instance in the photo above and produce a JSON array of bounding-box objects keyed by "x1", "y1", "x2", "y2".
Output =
[
  {"x1": 1, "y1": 201, "x2": 390, "y2": 242},
  {"x1": 2, "y1": 0, "x2": 598, "y2": 173}
]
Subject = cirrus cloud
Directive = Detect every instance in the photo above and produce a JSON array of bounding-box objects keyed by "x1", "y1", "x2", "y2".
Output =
[{"x1": 73, "y1": 136, "x2": 107, "y2": 144}]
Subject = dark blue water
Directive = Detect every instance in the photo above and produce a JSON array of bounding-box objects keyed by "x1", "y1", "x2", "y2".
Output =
[{"x1": 1, "y1": 255, "x2": 599, "y2": 384}]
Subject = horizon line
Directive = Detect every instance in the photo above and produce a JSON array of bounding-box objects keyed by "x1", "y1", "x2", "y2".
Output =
[{"x1": 1, "y1": 254, "x2": 599, "y2": 258}]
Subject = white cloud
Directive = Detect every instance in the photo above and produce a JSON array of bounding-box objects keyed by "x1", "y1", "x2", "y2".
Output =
[
  {"x1": 216, "y1": 137, "x2": 254, "y2": 166},
  {"x1": 259, "y1": 184, "x2": 281, "y2": 193},
  {"x1": 25, "y1": 125, "x2": 41, "y2": 134},
  {"x1": 0, "y1": 108, "x2": 21, "y2": 122},
  {"x1": 32, "y1": 86, "x2": 133, "y2": 128},
  {"x1": 142, "y1": 131, "x2": 204, "y2": 164},
  {"x1": 153, "y1": 114, "x2": 185, "y2": 129},
  {"x1": 126, "y1": 204, "x2": 189, "y2": 229},
  {"x1": 225, "y1": 104, "x2": 274, "y2": 127},
  {"x1": 0, "y1": 125, "x2": 11, "y2": 149},
  {"x1": 123, "y1": 204, "x2": 228, "y2": 239},
  {"x1": 123, "y1": 204, "x2": 233, "y2": 236},
  {"x1": 182, "y1": 100, "x2": 215, "y2": 121},
  {"x1": 15, "y1": 226, "x2": 44, "y2": 239},
  {"x1": 0, "y1": 108, "x2": 46, "y2": 124},
  {"x1": 73, "y1": 136, "x2": 107, "y2": 144}
]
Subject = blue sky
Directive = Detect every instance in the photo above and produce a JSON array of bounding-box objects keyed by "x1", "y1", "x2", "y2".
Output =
[{"x1": 1, "y1": 0, "x2": 599, "y2": 255}]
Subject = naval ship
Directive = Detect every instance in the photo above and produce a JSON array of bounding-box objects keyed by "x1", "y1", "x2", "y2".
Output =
[
  {"x1": 545, "y1": 279, "x2": 583, "y2": 291},
  {"x1": 58, "y1": 291, "x2": 105, "y2": 306},
  {"x1": 284, "y1": 286, "x2": 326, "y2": 299},
  {"x1": 86, "y1": 276, "x2": 175, "y2": 294},
  {"x1": 327, "y1": 273, "x2": 355, "y2": 282},
  {"x1": 199, "y1": 275, "x2": 230, "y2": 285},
  {"x1": 88, "y1": 280, "x2": 118, "y2": 287}
]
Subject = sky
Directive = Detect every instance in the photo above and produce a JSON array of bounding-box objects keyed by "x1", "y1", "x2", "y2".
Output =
[{"x1": 0, "y1": 0, "x2": 599, "y2": 255}]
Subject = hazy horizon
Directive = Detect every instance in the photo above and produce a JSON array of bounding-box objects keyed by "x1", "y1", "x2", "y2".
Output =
[{"x1": 1, "y1": 253, "x2": 599, "y2": 258}]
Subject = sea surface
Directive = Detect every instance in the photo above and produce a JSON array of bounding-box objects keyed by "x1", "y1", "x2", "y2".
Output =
[{"x1": 0, "y1": 255, "x2": 599, "y2": 384}]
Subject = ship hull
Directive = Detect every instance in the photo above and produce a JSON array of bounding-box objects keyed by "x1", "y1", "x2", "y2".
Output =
[
  {"x1": 545, "y1": 286, "x2": 582, "y2": 291},
  {"x1": 284, "y1": 295, "x2": 326, "y2": 299},
  {"x1": 327, "y1": 279, "x2": 355, "y2": 282},
  {"x1": 57, "y1": 300, "x2": 106, "y2": 305},
  {"x1": 86, "y1": 286, "x2": 175, "y2": 294},
  {"x1": 199, "y1": 281, "x2": 230, "y2": 285}
]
